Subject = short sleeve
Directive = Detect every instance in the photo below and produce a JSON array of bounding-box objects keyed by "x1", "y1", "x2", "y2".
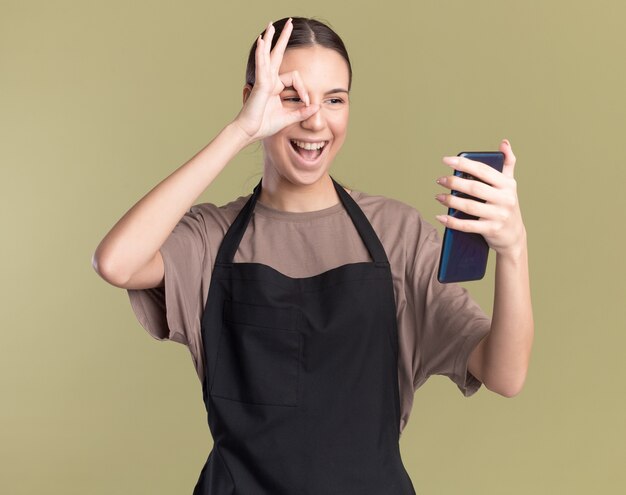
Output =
[
  {"x1": 126, "y1": 205, "x2": 209, "y2": 354},
  {"x1": 410, "y1": 222, "x2": 491, "y2": 397}
]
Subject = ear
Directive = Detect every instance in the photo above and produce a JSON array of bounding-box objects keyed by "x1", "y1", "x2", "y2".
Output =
[{"x1": 242, "y1": 84, "x2": 253, "y2": 104}]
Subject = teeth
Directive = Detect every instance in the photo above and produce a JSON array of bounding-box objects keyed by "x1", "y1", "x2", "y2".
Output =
[{"x1": 291, "y1": 140, "x2": 326, "y2": 150}]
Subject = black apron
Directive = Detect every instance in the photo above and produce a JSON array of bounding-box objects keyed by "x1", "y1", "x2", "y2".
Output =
[{"x1": 193, "y1": 176, "x2": 416, "y2": 494}]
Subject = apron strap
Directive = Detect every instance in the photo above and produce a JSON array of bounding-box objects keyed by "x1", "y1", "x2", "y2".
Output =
[
  {"x1": 216, "y1": 176, "x2": 389, "y2": 266},
  {"x1": 330, "y1": 177, "x2": 389, "y2": 266},
  {"x1": 215, "y1": 178, "x2": 262, "y2": 265}
]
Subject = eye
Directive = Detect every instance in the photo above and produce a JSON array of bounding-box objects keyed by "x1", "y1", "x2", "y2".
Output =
[
  {"x1": 326, "y1": 97, "x2": 345, "y2": 105},
  {"x1": 282, "y1": 96, "x2": 302, "y2": 103}
]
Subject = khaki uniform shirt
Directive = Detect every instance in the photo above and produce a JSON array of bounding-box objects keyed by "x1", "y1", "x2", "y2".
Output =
[{"x1": 127, "y1": 188, "x2": 491, "y2": 435}]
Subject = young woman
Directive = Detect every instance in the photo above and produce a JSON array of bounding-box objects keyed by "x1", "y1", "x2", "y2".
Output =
[{"x1": 93, "y1": 16, "x2": 533, "y2": 494}]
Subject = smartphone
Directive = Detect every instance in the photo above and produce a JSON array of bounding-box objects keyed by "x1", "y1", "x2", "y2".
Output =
[{"x1": 437, "y1": 151, "x2": 505, "y2": 283}]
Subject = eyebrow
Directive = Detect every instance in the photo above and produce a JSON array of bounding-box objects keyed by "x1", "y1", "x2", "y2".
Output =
[{"x1": 282, "y1": 86, "x2": 349, "y2": 95}]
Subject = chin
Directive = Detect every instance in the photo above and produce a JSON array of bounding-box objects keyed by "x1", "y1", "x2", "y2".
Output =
[
  {"x1": 276, "y1": 166, "x2": 331, "y2": 188},
  {"x1": 266, "y1": 150, "x2": 337, "y2": 188}
]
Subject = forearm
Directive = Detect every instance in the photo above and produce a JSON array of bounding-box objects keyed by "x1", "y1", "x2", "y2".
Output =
[
  {"x1": 93, "y1": 122, "x2": 252, "y2": 284},
  {"x1": 482, "y1": 231, "x2": 534, "y2": 396}
]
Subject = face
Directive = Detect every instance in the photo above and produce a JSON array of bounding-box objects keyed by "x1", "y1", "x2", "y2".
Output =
[{"x1": 258, "y1": 45, "x2": 350, "y2": 187}]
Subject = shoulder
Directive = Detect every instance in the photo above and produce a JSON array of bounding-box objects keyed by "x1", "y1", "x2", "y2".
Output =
[
  {"x1": 187, "y1": 193, "x2": 252, "y2": 232},
  {"x1": 352, "y1": 189, "x2": 438, "y2": 243},
  {"x1": 350, "y1": 188, "x2": 444, "y2": 279}
]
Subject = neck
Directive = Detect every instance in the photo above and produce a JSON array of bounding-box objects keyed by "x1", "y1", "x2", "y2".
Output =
[{"x1": 258, "y1": 173, "x2": 349, "y2": 213}]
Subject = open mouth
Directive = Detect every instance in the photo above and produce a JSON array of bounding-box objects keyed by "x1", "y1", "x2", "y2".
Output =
[{"x1": 290, "y1": 139, "x2": 328, "y2": 161}]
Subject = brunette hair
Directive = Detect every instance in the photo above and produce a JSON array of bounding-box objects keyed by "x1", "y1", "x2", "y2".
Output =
[{"x1": 245, "y1": 17, "x2": 352, "y2": 90}]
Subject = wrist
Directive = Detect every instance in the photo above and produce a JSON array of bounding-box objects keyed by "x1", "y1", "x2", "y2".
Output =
[
  {"x1": 495, "y1": 228, "x2": 528, "y2": 265},
  {"x1": 226, "y1": 120, "x2": 257, "y2": 149}
]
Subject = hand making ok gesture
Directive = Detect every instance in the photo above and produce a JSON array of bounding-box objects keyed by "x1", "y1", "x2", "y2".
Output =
[{"x1": 232, "y1": 18, "x2": 321, "y2": 143}]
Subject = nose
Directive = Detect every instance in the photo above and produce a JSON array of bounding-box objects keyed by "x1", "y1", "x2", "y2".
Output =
[{"x1": 300, "y1": 103, "x2": 325, "y2": 132}]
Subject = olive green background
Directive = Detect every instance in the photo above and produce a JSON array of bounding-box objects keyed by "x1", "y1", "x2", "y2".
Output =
[{"x1": 1, "y1": 0, "x2": 624, "y2": 493}]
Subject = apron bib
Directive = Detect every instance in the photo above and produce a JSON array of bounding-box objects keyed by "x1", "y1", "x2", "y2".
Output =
[{"x1": 193, "y1": 176, "x2": 416, "y2": 494}]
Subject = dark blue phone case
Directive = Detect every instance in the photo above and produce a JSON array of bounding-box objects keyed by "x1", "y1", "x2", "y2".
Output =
[{"x1": 437, "y1": 151, "x2": 505, "y2": 283}]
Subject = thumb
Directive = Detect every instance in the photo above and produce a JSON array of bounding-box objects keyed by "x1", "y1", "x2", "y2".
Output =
[
  {"x1": 284, "y1": 103, "x2": 320, "y2": 126},
  {"x1": 499, "y1": 138, "x2": 517, "y2": 177}
]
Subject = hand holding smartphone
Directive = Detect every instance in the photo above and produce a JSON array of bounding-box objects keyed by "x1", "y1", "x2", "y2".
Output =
[{"x1": 437, "y1": 151, "x2": 505, "y2": 283}]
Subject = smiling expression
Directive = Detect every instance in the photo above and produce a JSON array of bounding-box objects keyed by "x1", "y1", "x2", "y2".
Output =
[{"x1": 260, "y1": 45, "x2": 350, "y2": 187}]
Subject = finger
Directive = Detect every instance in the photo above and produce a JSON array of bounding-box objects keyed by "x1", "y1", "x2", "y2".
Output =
[
  {"x1": 499, "y1": 138, "x2": 517, "y2": 178},
  {"x1": 283, "y1": 103, "x2": 320, "y2": 126},
  {"x1": 263, "y1": 22, "x2": 275, "y2": 57},
  {"x1": 279, "y1": 70, "x2": 310, "y2": 106},
  {"x1": 442, "y1": 155, "x2": 505, "y2": 187},
  {"x1": 435, "y1": 192, "x2": 496, "y2": 219},
  {"x1": 270, "y1": 18, "x2": 293, "y2": 72},
  {"x1": 261, "y1": 23, "x2": 275, "y2": 76},
  {"x1": 436, "y1": 174, "x2": 501, "y2": 203},
  {"x1": 254, "y1": 36, "x2": 267, "y2": 84},
  {"x1": 435, "y1": 214, "x2": 490, "y2": 234}
]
